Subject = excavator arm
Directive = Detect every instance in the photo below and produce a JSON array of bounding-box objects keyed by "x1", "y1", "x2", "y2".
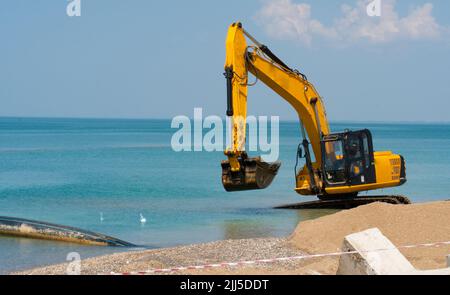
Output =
[{"x1": 222, "y1": 22, "x2": 328, "y2": 194}]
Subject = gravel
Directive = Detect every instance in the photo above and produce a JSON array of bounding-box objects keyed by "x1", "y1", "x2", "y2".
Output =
[{"x1": 14, "y1": 237, "x2": 309, "y2": 275}]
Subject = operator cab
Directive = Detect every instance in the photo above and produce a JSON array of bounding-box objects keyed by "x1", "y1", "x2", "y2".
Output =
[{"x1": 321, "y1": 129, "x2": 376, "y2": 187}]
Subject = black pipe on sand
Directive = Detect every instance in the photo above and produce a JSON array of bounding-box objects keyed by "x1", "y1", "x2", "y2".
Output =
[{"x1": 0, "y1": 216, "x2": 136, "y2": 247}]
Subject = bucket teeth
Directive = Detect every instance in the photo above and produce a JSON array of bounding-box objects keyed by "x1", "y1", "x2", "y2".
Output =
[{"x1": 221, "y1": 157, "x2": 281, "y2": 192}]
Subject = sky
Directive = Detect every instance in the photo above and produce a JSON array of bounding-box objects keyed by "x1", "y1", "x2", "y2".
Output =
[{"x1": 1, "y1": 0, "x2": 450, "y2": 122}]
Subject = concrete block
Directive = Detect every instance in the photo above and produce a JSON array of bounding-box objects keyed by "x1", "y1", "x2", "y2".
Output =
[
  {"x1": 337, "y1": 228, "x2": 450, "y2": 275},
  {"x1": 337, "y1": 228, "x2": 415, "y2": 275}
]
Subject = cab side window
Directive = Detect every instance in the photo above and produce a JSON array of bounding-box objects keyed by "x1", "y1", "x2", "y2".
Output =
[{"x1": 362, "y1": 133, "x2": 371, "y2": 169}]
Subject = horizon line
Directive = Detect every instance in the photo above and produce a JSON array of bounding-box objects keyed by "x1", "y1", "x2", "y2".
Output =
[{"x1": 1, "y1": 115, "x2": 450, "y2": 125}]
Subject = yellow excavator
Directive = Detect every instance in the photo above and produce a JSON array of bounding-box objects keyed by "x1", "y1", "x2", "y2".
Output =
[{"x1": 221, "y1": 22, "x2": 409, "y2": 208}]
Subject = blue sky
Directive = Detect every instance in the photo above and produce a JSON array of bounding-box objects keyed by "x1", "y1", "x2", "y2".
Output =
[{"x1": 1, "y1": 0, "x2": 450, "y2": 122}]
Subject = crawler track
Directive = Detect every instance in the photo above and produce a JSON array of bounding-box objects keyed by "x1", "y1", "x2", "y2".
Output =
[{"x1": 275, "y1": 195, "x2": 411, "y2": 210}]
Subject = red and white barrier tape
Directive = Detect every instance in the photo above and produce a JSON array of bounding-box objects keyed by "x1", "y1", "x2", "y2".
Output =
[{"x1": 109, "y1": 241, "x2": 450, "y2": 275}]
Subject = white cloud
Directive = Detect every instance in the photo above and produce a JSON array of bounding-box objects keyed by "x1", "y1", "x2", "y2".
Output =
[{"x1": 254, "y1": 0, "x2": 444, "y2": 46}]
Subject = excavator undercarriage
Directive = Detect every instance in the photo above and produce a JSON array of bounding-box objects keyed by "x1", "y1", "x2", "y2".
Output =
[{"x1": 275, "y1": 195, "x2": 411, "y2": 210}]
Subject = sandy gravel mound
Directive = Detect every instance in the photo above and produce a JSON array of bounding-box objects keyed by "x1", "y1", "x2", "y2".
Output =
[{"x1": 288, "y1": 201, "x2": 450, "y2": 273}]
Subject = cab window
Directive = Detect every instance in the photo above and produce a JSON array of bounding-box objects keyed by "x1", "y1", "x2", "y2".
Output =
[
  {"x1": 323, "y1": 140, "x2": 346, "y2": 184},
  {"x1": 346, "y1": 136, "x2": 363, "y2": 177}
]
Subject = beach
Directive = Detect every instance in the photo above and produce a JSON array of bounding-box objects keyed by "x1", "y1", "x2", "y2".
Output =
[{"x1": 15, "y1": 201, "x2": 450, "y2": 275}]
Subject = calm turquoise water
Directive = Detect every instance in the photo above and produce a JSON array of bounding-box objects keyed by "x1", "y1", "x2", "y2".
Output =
[{"x1": 0, "y1": 118, "x2": 449, "y2": 273}]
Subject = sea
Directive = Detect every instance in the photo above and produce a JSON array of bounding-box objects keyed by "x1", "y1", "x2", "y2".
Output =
[{"x1": 0, "y1": 117, "x2": 449, "y2": 274}]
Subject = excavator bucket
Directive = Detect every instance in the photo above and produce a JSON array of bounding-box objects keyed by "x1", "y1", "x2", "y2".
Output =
[{"x1": 221, "y1": 157, "x2": 281, "y2": 192}]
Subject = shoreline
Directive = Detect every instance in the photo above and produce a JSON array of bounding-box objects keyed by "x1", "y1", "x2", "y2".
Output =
[{"x1": 14, "y1": 201, "x2": 450, "y2": 275}]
